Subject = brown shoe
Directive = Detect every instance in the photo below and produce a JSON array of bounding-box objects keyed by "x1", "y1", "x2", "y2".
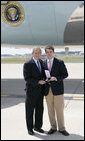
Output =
[
  {"x1": 59, "y1": 130, "x2": 69, "y2": 136},
  {"x1": 48, "y1": 128, "x2": 57, "y2": 134}
]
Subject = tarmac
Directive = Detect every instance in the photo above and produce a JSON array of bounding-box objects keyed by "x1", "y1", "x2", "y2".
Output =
[{"x1": 1, "y1": 63, "x2": 84, "y2": 140}]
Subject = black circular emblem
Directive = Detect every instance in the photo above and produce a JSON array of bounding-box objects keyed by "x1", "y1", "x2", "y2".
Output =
[
  {"x1": 5, "y1": 5, "x2": 21, "y2": 23},
  {"x1": 1, "y1": 2, "x2": 25, "y2": 26}
]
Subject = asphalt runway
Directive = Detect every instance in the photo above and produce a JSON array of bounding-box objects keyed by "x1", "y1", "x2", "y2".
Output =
[
  {"x1": 1, "y1": 63, "x2": 84, "y2": 140},
  {"x1": 1, "y1": 81, "x2": 84, "y2": 140},
  {"x1": 1, "y1": 79, "x2": 84, "y2": 96},
  {"x1": 1, "y1": 79, "x2": 84, "y2": 109},
  {"x1": 1, "y1": 79, "x2": 84, "y2": 140}
]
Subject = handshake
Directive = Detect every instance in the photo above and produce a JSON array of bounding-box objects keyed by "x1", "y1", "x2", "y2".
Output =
[
  {"x1": 38, "y1": 77, "x2": 57, "y2": 85},
  {"x1": 45, "y1": 70, "x2": 57, "y2": 82},
  {"x1": 45, "y1": 77, "x2": 57, "y2": 82},
  {"x1": 38, "y1": 70, "x2": 57, "y2": 85}
]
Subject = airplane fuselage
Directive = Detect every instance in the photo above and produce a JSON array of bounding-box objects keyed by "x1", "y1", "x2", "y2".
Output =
[{"x1": 1, "y1": 1, "x2": 84, "y2": 46}]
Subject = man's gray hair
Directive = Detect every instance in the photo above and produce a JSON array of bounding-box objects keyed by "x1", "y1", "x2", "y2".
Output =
[{"x1": 32, "y1": 47, "x2": 42, "y2": 54}]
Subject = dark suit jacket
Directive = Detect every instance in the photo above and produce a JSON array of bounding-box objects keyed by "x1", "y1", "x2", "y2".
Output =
[
  {"x1": 44, "y1": 57, "x2": 68, "y2": 95},
  {"x1": 23, "y1": 59, "x2": 45, "y2": 97}
]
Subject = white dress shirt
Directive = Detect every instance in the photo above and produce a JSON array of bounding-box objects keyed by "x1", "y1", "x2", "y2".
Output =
[
  {"x1": 47, "y1": 57, "x2": 57, "y2": 81},
  {"x1": 33, "y1": 57, "x2": 41, "y2": 70},
  {"x1": 47, "y1": 57, "x2": 54, "y2": 70}
]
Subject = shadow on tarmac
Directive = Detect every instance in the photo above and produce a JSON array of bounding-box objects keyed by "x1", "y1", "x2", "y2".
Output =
[{"x1": 30, "y1": 131, "x2": 84, "y2": 140}]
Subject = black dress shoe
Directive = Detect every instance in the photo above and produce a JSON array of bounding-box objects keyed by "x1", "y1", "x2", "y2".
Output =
[
  {"x1": 28, "y1": 130, "x2": 34, "y2": 135},
  {"x1": 48, "y1": 128, "x2": 57, "y2": 134},
  {"x1": 59, "y1": 130, "x2": 69, "y2": 136},
  {"x1": 34, "y1": 128, "x2": 44, "y2": 133}
]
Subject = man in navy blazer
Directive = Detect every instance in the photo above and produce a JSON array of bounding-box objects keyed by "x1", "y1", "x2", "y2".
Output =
[
  {"x1": 23, "y1": 48, "x2": 46, "y2": 135},
  {"x1": 44, "y1": 45, "x2": 69, "y2": 136}
]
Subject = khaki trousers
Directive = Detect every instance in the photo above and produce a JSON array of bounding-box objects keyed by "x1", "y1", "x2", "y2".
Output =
[{"x1": 45, "y1": 88, "x2": 65, "y2": 131}]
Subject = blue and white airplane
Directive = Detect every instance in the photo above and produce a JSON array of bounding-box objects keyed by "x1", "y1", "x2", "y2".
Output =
[{"x1": 1, "y1": 1, "x2": 84, "y2": 46}]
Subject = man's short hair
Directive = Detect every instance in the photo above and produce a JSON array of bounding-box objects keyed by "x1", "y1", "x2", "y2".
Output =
[
  {"x1": 32, "y1": 47, "x2": 41, "y2": 54},
  {"x1": 45, "y1": 45, "x2": 54, "y2": 53}
]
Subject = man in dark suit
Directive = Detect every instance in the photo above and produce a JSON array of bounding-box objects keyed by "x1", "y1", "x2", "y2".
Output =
[
  {"x1": 23, "y1": 47, "x2": 46, "y2": 135},
  {"x1": 44, "y1": 45, "x2": 69, "y2": 136}
]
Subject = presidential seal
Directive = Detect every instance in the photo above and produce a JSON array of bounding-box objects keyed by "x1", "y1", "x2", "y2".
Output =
[{"x1": 1, "y1": 1, "x2": 25, "y2": 26}]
